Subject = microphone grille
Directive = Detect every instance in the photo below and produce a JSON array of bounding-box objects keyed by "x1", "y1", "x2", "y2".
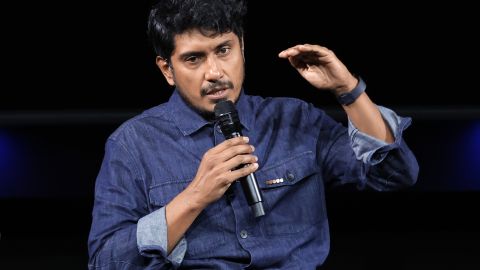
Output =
[{"x1": 214, "y1": 100, "x2": 237, "y2": 118}]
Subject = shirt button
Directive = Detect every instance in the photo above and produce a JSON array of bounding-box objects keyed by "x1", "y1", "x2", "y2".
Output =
[
  {"x1": 240, "y1": 230, "x2": 248, "y2": 239},
  {"x1": 215, "y1": 125, "x2": 223, "y2": 134},
  {"x1": 286, "y1": 171, "x2": 295, "y2": 181}
]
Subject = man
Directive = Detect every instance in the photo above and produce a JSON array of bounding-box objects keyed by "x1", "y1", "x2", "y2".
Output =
[{"x1": 88, "y1": 0, "x2": 419, "y2": 269}]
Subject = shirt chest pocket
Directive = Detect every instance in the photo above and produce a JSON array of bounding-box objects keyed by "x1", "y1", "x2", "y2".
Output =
[
  {"x1": 256, "y1": 151, "x2": 325, "y2": 236},
  {"x1": 148, "y1": 180, "x2": 190, "y2": 210},
  {"x1": 147, "y1": 179, "x2": 226, "y2": 217}
]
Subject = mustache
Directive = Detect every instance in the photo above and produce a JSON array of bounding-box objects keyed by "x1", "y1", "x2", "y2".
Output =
[{"x1": 200, "y1": 80, "x2": 234, "y2": 96}]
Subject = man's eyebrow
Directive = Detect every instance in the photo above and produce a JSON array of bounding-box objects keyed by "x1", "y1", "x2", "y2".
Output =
[
  {"x1": 178, "y1": 51, "x2": 205, "y2": 60},
  {"x1": 215, "y1": 40, "x2": 233, "y2": 49},
  {"x1": 177, "y1": 39, "x2": 235, "y2": 60}
]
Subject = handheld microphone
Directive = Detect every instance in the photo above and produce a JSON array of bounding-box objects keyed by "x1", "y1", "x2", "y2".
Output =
[{"x1": 214, "y1": 100, "x2": 265, "y2": 217}]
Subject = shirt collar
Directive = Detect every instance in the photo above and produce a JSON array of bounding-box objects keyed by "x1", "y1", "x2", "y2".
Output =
[{"x1": 168, "y1": 88, "x2": 254, "y2": 136}]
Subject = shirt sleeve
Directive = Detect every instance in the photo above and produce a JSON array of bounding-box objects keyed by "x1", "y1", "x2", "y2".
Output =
[
  {"x1": 312, "y1": 102, "x2": 418, "y2": 190},
  {"x1": 347, "y1": 105, "x2": 410, "y2": 165},
  {"x1": 88, "y1": 139, "x2": 181, "y2": 269},
  {"x1": 137, "y1": 206, "x2": 187, "y2": 266}
]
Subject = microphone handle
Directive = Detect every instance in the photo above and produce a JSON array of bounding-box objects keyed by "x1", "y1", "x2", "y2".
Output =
[
  {"x1": 227, "y1": 132, "x2": 265, "y2": 217},
  {"x1": 242, "y1": 173, "x2": 265, "y2": 217}
]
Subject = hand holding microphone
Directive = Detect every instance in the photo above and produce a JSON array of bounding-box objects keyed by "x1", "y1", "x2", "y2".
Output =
[
  {"x1": 215, "y1": 100, "x2": 265, "y2": 217},
  {"x1": 187, "y1": 136, "x2": 258, "y2": 210}
]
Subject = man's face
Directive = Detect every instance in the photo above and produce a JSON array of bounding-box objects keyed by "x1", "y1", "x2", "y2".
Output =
[{"x1": 157, "y1": 29, "x2": 245, "y2": 115}]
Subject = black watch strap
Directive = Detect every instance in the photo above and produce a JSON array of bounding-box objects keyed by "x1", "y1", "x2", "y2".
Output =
[{"x1": 336, "y1": 77, "x2": 366, "y2": 106}]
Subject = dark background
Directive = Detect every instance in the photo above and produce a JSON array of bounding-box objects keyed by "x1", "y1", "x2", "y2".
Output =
[{"x1": 1, "y1": 0, "x2": 479, "y2": 269}]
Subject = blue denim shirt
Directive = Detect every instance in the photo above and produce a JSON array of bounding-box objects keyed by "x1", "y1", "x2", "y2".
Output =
[{"x1": 88, "y1": 89, "x2": 418, "y2": 269}]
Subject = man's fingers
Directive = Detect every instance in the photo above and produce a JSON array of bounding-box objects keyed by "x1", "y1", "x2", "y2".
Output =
[
  {"x1": 279, "y1": 47, "x2": 300, "y2": 58},
  {"x1": 222, "y1": 153, "x2": 258, "y2": 171},
  {"x1": 205, "y1": 138, "x2": 255, "y2": 163},
  {"x1": 228, "y1": 162, "x2": 259, "y2": 182},
  {"x1": 208, "y1": 136, "x2": 249, "y2": 154},
  {"x1": 279, "y1": 44, "x2": 331, "y2": 58}
]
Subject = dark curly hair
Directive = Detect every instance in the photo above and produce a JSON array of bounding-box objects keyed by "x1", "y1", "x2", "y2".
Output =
[{"x1": 147, "y1": 0, "x2": 247, "y2": 61}]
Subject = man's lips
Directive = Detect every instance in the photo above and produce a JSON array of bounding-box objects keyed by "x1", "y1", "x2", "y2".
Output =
[
  {"x1": 201, "y1": 80, "x2": 234, "y2": 97},
  {"x1": 204, "y1": 88, "x2": 229, "y2": 100},
  {"x1": 205, "y1": 88, "x2": 228, "y2": 95}
]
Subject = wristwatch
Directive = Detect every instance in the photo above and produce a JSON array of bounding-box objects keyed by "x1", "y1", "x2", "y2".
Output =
[{"x1": 336, "y1": 77, "x2": 366, "y2": 106}]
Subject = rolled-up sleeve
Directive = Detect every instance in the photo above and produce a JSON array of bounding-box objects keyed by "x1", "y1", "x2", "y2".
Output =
[
  {"x1": 346, "y1": 105, "x2": 419, "y2": 190},
  {"x1": 137, "y1": 207, "x2": 187, "y2": 266},
  {"x1": 348, "y1": 105, "x2": 412, "y2": 165}
]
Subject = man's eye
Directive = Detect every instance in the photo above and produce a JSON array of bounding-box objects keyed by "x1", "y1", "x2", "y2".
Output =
[
  {"x1": 185, "y1": 56, "x2": 198, "y2": 63},
  {"x1": 218, "y1": 47, "x2": 231, "y2": 55}
]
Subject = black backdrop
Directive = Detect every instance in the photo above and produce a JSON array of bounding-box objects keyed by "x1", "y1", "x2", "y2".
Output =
[
  {"x1": 2, "y1": 0, "x2": 479, "y2": 110},
  {"x1": 1, "y1": 0, "x2": 479, "y2": 269}
]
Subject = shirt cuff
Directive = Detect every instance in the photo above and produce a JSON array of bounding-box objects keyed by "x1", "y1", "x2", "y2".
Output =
[
  {"x1": 348, "y1": 105, "x2": 412, "y2": 165},
  {"x1": 137, "y1": 207, "x2": 187, "y2": 266}
]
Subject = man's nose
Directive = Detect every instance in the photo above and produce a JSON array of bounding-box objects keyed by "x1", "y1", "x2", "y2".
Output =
[{"x1": 205, "y1": 58, "x2": 223, "y2": 81}]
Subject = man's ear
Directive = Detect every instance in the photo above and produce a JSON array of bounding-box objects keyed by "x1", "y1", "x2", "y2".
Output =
[
  {"x1": 156, "y1": 56, "x2": 175, "y2": 86},
  {"x1": 240, "y1": 36, "x2": 245, "y2": 63}
]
